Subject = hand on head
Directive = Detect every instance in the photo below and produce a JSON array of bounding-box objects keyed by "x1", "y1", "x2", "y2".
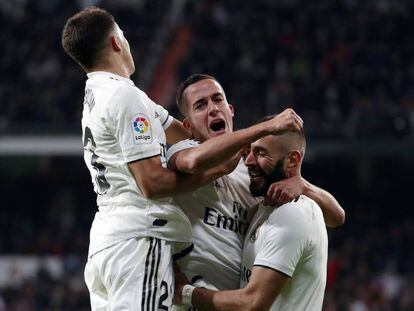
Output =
[{"x1": 268, "y1": 108, "x2": 303, "y2": 135}]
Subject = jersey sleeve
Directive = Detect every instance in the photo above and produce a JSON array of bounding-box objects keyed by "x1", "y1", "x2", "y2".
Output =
[
  {"x1": 109, "y1": 85, "x2": 161, "y2": 162},
  {"x1": 253, "y1": 203, "x2": 309, "y2": 277},
  {"x1": 154, "y1": 103, "x2": 173, "y2": 130},
  {"x1": 166, "y1": 139, "x2": 200, "y2": 164}
]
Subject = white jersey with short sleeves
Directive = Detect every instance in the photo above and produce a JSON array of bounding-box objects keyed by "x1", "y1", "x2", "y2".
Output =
[
  {"x1": 167, "y1": 139, "x2": 260, "y2": 290},
  {"x1": 241, "y1": 195, "x2": 328, "y2": 310},
  {"x1": 82, "y1": 71, "x2": 192, "y2": 257}
]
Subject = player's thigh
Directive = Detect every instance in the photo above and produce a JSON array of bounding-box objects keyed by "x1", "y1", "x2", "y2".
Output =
[
  {"x1": 84, "y1": 254, "x2": 108, "y2": 311},
  {"x1": 107, "y1": 237, "x2": 174, "y2": 311}
]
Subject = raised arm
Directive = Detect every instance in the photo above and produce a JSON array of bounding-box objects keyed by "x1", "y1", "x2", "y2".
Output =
[
  {"x1": 264, "y1": 176, "x2": 345, "y2": 227},
  {"x1": 175, "y1": 266, "x2": 288, "y2": 311},
  {"x1": 170, "y1": 108, "x2": 303, "y2": 174},
  {"x1": 302, "y1": 179, "x2": 345, "y2": 227},
  {"x1": 128, "y1": 153, "x2": 240, "y2": 199}
]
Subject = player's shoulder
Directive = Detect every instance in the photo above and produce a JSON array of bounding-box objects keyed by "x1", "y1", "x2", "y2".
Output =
[{"x1": 268, "y1": 195, "x2": 322, "y2": 227}]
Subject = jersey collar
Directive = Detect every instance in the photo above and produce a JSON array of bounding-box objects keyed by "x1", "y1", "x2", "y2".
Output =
[{"x1": 87, "y1": 71, "x2": 134, "y2": 86}]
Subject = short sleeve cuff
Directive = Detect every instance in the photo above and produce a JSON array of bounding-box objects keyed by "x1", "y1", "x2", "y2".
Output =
[
  {"x1": 254, "y1": 259, "x2": 294, "y2": 277},
  {"x1": 162, "y1": 114, "x2": 173, "y2": 130},
  {"x1": 166, "y1": 139, "x2": 199, "y2": 163}
]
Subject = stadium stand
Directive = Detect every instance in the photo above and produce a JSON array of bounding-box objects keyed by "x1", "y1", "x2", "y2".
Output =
[{"x1": 0, "y1": 0, "x2": 413, "y2": 309}]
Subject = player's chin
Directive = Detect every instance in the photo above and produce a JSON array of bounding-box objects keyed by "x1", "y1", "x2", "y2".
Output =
[{"x1": 249, "y1": 178, "x2": 266, "y2": 197}]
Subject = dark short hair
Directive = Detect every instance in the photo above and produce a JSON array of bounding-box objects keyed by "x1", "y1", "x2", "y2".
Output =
[
  {"x1": 62, "y1": 6, "x2": 115, "y2": 69},
  {"x1": 176, "y1": 74, "x2": 219, "y2": 115}
]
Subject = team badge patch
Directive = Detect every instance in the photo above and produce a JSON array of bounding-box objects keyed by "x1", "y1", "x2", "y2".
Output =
[
  {"x1": 250, "y1": 222, "x2": 263, "y2": 243},
  {"x1": 132, "y1": 114, "x2": 152, "y2": 144}
]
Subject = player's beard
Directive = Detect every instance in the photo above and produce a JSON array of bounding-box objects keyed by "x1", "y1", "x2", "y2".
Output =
[{"x1": 249, "y1": 159, "x2": 287, "y2": 197}]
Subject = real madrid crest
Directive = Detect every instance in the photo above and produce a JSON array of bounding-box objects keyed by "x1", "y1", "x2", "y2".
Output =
[{"x1": 249, "y1": 222, "x2": 263, "y2": 243}]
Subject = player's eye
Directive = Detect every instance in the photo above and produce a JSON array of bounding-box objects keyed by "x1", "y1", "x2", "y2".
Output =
[
  {"x1": 213, "y1": 96, "x2": 223, "y2": 102},
  {"x1": 194, "y1": 102, "x2": 206, "y2": 110}
]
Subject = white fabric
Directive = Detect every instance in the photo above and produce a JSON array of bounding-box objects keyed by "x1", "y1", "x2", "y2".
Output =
[
  {"x1": 82, "y1": 71, "x2": 192, "y2": 257},
  {"x1": 84, "y1": 237, "x2": 173, "y2": 311},
  {"x1": 241, "y1": 195, "x2": 328, "y2": 311},
  {"x1": 167, "y1": 139, "x2": 260, "y2": 290}
]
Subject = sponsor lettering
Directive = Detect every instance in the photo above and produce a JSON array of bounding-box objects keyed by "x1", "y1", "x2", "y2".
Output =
[{"x1": 203, "y1": 206, "x2": 249, "y2": 235}]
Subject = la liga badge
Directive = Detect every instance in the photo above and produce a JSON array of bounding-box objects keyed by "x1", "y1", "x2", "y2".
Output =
[{"x1": 132, "y1": 114, "x2": 152, "y2": 144}]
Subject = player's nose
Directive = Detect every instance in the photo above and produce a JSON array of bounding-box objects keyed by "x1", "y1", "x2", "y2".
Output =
[{"x1": 208, "y1": 100, "x2": 220, "y2": 115}]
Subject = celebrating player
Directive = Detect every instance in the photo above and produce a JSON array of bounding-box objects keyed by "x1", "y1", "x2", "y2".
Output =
[
  {"x1": 167, "y1": 74, "x2": 344, "y2": 300},
  {"x1": 175, "y1": 118, "x2": 328, "y2": 311}
]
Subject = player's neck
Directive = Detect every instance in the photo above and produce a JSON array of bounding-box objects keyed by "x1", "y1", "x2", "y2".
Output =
[{"x1": 87, "y1": 60, "x2": 131, "y2": 79}]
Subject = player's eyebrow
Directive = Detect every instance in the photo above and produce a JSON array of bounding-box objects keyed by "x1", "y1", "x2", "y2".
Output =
[{"x1": 193, "y1": 92, "x2": 223, "y2": 104}]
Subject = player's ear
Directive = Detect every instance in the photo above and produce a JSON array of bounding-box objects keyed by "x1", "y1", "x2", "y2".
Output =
[
  {"x1": 111, "y1": 36, "x2": 122, "y2": 52},
  {"x1": 182, "y1": 118, "x2": 191, "y2": 130},
  {"x1": 228, "y1": 104, "x2": 234, "y2": 117},
  {"x1": 286, "y1": 150, "x2": 301, "y2": 169}
]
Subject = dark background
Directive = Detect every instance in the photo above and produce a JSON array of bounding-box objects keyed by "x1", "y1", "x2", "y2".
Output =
[{"x1": 0, "y1": 0, "x2": 413, "y2": 310}]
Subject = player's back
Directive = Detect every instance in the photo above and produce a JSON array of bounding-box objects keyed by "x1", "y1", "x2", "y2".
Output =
[{"x1": 82, "y1": 71, "x2": 192, "y2": 257}]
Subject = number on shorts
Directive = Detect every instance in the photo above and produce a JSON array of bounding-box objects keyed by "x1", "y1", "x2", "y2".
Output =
[
  {"x1": 158, "y1": 280, "x2": 169, "y2": 310},
  {"x1": 83, "y1": 126, "x2": 110, "y2": 195}
]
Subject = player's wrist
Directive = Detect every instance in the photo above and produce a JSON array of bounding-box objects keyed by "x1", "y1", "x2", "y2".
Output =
[{"x1": 182, "y1": 284, "x2": 195, "y2": 306}]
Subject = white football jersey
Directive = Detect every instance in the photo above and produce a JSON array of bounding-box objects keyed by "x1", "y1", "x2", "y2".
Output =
[
  {"x1": 82, "y1": 71, "x2": 192, "y2": 257},
  {"x1": 241, "y1": 196, "x2": 328, "y2": 311},
  {"x1": 167, "y1": 139, "x2": 260, "y2": 290}
]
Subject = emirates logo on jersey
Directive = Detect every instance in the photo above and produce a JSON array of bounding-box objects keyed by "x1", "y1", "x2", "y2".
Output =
[{"x1": 132, "y1": 114, "x2": 152, "y2": 144}]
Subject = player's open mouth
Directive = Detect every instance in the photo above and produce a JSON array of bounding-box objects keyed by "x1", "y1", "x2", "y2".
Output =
[
  {"x1": 248, "y1": 170, "x2": 264, "y2": 179},
  {"x1": 209, "y1": 119, "x2": 226, "y2": 133}
]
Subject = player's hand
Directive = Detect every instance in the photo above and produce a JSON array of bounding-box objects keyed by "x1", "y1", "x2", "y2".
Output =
[
  {"x1": 266, "y1": 108, "x2": 303, "y2": 135},
  {"x1": 264, "y1": 175, "x2": 305, "y2": 207},
  {"x1": 173, "y1": 263, "x2": 189, "y2": 305}
]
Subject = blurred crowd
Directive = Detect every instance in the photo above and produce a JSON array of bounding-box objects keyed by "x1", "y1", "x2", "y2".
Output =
[
  {"x1": 1, "y1": 0, "x2": 414, "y2": 138},
  {"x1": 175, "y1": 0, "x2": 414, "y2": 138},
  {"x1": 0, "y1": 0, "x2": 170, "y2": 133},
  {"x1": 1, "y1": 0, "x2": 413, "y2": 310}
]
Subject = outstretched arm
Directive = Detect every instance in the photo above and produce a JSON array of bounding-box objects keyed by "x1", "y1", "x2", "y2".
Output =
[
  {"x1": 264, "y1": 176, "x2": 345, "y2": 227},
  {"x1": 128, "y1": 153, "x2": 240, "y2": 199},
  {"x1": 170, "y1": 108, "x2": 303, "y2": 174}
]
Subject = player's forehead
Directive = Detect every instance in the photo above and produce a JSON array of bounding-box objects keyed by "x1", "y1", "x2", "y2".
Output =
[
  {"x1": 184, "y1": 79, "x2": 225, "y2": 105},
  {"x1": 251, "y1": 135, "x2": 279, "y2": 153}
]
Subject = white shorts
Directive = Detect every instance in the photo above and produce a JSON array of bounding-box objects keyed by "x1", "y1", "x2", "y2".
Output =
[{"x1": 85, "y1": 237, "x2": 173, "y2": 311}]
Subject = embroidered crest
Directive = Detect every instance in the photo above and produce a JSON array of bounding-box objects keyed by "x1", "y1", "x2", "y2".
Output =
[{"x1": 250, "y1": 222, "x2": 263, "y2": 243}]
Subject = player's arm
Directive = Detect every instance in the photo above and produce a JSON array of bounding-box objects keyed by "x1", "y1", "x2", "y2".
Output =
[
  {"x1": 128, "y1": 153, "x2": 239, "y2": 199},
  {"x1": 302, "y1": 179, "x2": 345, "y2": 227},
  {"x1": 165, "y1": 118, "x2": 191, "y2": 145},
  {"x1": 264, "y1": 176, "x2": 345, "y2": 227},
  {"x1": 176, "y1": 266, "x2": 288, "y2": 311},
  {"x1": 170, "y1": 108, "x2": 303, "y2": 174}
]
